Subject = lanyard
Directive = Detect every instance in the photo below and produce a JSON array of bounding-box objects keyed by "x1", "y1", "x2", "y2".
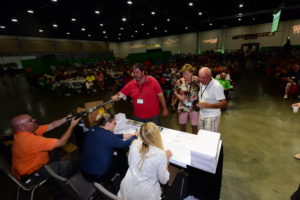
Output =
[
  {"x1": 200, "y1": 80, "x2": 212, "y2": 99},
  {"x1": 137, "y1": 77, "x2": 146, "y2": 94},
  {"x1": 184, "y1": 79, "x2": 193, "y2": 98}
]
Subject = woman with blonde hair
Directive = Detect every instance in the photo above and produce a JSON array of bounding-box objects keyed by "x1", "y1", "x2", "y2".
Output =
[
  {"x1": 174, "y1": 64, "x2": 199, "y2": 134},
  {"x1": 118, "y1": 122, "x2": 172, "y2": 200}
]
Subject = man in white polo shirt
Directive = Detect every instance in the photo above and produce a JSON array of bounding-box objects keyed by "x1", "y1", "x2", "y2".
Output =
[{"x1": 197, "y1": 67, "x2": 227, "y2": 132}]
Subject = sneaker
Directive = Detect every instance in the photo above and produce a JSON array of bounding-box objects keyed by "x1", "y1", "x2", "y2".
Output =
[{"x1": 284, "y1": 94, "x2": 288, "y2": 99}]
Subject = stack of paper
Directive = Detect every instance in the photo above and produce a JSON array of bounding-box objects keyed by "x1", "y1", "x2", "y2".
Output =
[
  {"x1": 114, "y1": 113, "x2": 130, "y2": 134},
  {"x1": 113, "y1": 113, "x2": 222, "y2": 173},
  {"x1": 115, "y1": 113, "x2": 127, "y2": 125},
  {"x1": 190, "y1": 130, "x2": 222, "y2": 174},
  {"x1": 161, "y1": 128, "x2": 193, "y2": 168}
]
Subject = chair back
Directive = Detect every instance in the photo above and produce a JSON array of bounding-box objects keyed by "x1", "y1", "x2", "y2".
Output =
[
  {"x1": 0, "y1": 155, "x2": 47, "y2": 200},
  {"x1": 44, "y1": 165, "x2": 96, "y2": 200},
  {"x1": 94, "y1": 182, "x2": 124, "y2": 200},
  {"x1": 0, "y1": 156, "x2": 31, "y2": 191}
]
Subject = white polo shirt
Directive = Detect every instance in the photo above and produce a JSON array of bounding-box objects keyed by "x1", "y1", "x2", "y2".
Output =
[{"x1": 198, "y1": 79, "x2": 225, "y2": 117}]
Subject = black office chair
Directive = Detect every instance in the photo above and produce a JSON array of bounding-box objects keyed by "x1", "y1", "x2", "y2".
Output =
[
  {"x1": 94, "y1": 182, "x2": 124, "y2": 200},
  {"x1": 44, "y1": 165, "x2": 97, "y2": 200},
  {"x1": 0, "y1": 156, "x2": 47, "y2": 200}
]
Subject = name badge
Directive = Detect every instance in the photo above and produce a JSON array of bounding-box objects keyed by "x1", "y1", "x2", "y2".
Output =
[
  {"x1": 185, "y1": 101, "x2": 192, "y2": 107},
  {"x1": 137, "y1": 98, "x2": 144, "y2": 104}
]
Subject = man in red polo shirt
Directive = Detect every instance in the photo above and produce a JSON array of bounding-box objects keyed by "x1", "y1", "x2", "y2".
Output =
[{"x1": 112, "y1": 63, "x2": 168, "y2": 125}]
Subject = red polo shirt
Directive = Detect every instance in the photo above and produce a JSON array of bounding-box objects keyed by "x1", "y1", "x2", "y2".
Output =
[{"x1": 121, "y1": 76, "x2": 162, "y2": 119}]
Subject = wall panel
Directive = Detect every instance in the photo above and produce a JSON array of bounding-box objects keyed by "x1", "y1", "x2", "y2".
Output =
[
  {"x1": 0, "y1": 38, "x2": 19, "y2": 54},
  {"x1": 19, "y1": 39, "x2": 55, "y2": 53}
]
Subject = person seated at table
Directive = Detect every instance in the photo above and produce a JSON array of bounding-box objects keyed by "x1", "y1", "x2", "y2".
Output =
[
  {"x1": 10, "y1": 113, "x2": 80, "y2": 198},
  {"x1": 80, "y1": 113, "x2": 138, "y2": 183},
  {"x1": 215, "y1": 66, "x2": 233, "y2": 84},
  {"x1": 85, "y1": 73, "x2": 96, "y2": 93},
  {"x1": 95, "y1": 71, "x2": 105, "y2": 91},
  {"x1": 215, "y1": 72, "x2": 233, "y2": 99},
  {"x1": 118, "y1": 122, "x2": 172, "y2": 200}
]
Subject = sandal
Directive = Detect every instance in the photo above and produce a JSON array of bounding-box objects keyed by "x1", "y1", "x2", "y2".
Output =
[{"x1": 294, "y1": 154, "x2": 300, "y2": 160}]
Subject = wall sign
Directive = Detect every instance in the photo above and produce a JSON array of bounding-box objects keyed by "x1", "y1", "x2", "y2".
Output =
[
  {"x1": 202, "y1": 38, "x2": 218, "y2": 44},
  {"x1": 147, "y1": 43, "x2": 160, "y2": 48},
  {"x1": 164, "y1": 39, "x2": 178, "y2": 46},
  {"x1": 293, "y1": 25, "x2": 300, "y2": 34},
  {"x1": 232, "y1": 32, "x2": 274, "y2": 40}
]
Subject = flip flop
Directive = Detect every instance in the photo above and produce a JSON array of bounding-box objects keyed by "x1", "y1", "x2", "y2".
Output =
[{"x1": 294, "y1": 154, "x2": 300, "y2": 160}]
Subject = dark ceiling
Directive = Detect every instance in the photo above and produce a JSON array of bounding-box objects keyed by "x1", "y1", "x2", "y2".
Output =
[{"x1": 0, "y1": 0, "x2": 300, "y2": 42}]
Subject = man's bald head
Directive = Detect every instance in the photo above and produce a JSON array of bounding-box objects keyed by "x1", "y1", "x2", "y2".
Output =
[
  {"x1": 198, "y1": 67, "x2": 212, "y2": 85},
  {"x1": 11, "y1": 114, "x2": 37, "y2": 132},
  {"x1": 199, "y1": 67, "x2": 212, "y2": 77}
]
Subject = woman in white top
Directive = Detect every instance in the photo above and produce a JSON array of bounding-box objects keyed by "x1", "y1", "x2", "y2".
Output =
[{"x1": 118, "y1": 122, "x2": 172, "y2": 200}]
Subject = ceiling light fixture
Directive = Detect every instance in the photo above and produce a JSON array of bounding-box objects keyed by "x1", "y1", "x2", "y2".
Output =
[
  {"x1": 239, "y1": 3, "x2": 243, "y2": 8},
  {"x1": 66, "y1": 32, "x2": 70, "y2": 35},
  {"x1": 104, "y1": 36, "x2": 107, "y2": 39},
  {"x1": 0, "y1": 26, "x2": 6, "y2": 29},
  {"x1": 51, "y1": 0, "x2": 58, "y2": 2},
  {"x1": 146, "y1": 32, "x2": 149, "y2": 35},
  {"x1": 127, "y1": 1, "x2": 133, "y2": 5},
  {"x1": 102, "y1": 30, "x2": 106, "y2": 34},
  {"x1": 81, "y1": 28, "x2": 86, "y2": 31},
  {"x1": 185, "y1": 26, "x2": 188, "y2": 30},
  {"x1": 198, "y1": 12, "x2": 202, "y2": 16},
  {"x1": 11, "y1": 18, "x2": 18, "y2": 22},
  {"x1": 131, "y1": 35, "x2": 134, "y2": 38},
  {"x1": 209, "y1": 23, "x2": 213, "y2": 26},
  {"x1": 120, "y1": 27, "x2": 124, "y2": 30},
  {"x1": 154, "y1": 27, "x2": 158, "y2": 30},
  {"x1": 118, "y1": 33, "x2": 122, "y2": 36},
  {"x1": 71, "y1": 18, "x2": 76, "y2": 22},
  {"x1": 151, "y1": 11, "x2": 155, "y2": 15},
  {"x1": 122, "y1": 17, "x2": 127, "y2": 22},
  {"x1": 38, "y1": 29, "x2": 43, "y2": 32},
  {"x1": 88, "y1": 34, "x2": 91, "y2": 37},
  {"x1": 95, "y1": 10, "x2": 100, "y2": 14},
  {"x1": 135, "y1": 30, "x2": 138, "y2": 33},
  {"x1": 99, "y1": 23, "x2": 104, "y2": 26},
  {"x1": 141, "y1": 23, "x2": 144, "y2": 26},
  {"x1": 238, "y1": 18, "x2": 242, "y2": 21},
  {"x1": 27, "y1": 10, "x2": 34, "y2": 14},
  {"x1": 53, "y1": 24, "x2": 58, "y2": 27},
  {"x1": 164, "y1": 30, "x2": 167, "y2": 32},
  {"x1": 188, "y1": 2, "x2": 193, "y2": 6},
  {"x1": 166, "y1": 18, "x2": 170, "y2": 22}
]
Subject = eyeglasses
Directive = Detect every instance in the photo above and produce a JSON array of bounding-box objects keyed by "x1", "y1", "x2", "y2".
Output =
[{"x1": 21, "y1": 118, "x2": 35, "y2": 126}]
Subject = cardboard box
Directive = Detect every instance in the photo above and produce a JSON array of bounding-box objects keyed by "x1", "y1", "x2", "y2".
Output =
[
  {"x1": 76, "y1": 100, "x2": 103, "y2": 127},
  {"x1": 76, "y1": 100, "x2": 114, "y2": 127}
]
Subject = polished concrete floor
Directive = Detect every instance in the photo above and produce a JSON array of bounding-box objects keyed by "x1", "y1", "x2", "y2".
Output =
[{"x1": 0, "y1": 70, "x2": 299, "y2": 200}]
